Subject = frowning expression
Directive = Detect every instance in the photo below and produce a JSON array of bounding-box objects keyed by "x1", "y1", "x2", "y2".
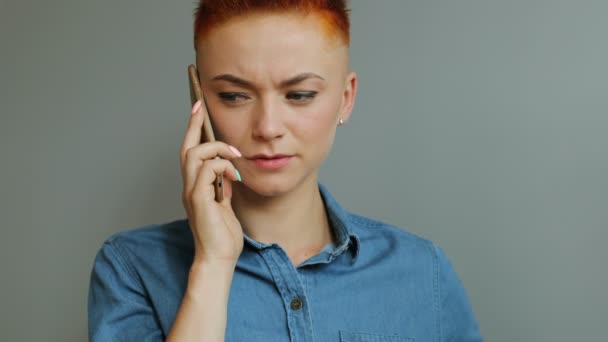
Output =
[{"x1": 196, "y1": 12, "x2": 357, "y2": 196}]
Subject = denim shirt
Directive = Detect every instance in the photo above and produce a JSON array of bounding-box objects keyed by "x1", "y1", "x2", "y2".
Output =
[{"x1": 88, "y1": 182, "x2": 482, "y2": 341}]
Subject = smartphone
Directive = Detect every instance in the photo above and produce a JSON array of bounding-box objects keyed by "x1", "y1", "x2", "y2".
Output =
[{"x1": 188, "y1": 64, "x2": 224, "y2": 202}]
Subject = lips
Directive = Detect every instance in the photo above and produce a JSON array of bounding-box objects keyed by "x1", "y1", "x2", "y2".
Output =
[
  {"x1": 250, "y1": 154, "x2": 292, "y2": 160},
  {"x1": 248, "y1": 154, "x2": 294, "y2": 170}
]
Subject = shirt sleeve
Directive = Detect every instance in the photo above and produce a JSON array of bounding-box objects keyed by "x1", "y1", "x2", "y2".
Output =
[
  {"x1": 434, "y1": 244, "x2": 484, "y2": 342},
  {"x1": 88, "y1": 240, "x2": 164, "y2": 342}
]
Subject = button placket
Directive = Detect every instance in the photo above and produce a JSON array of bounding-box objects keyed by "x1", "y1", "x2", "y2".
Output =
[{"x1": 261, "y1": 247, "x2": 315, "y2": 342}]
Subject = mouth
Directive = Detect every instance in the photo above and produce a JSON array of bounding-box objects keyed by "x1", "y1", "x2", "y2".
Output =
[
  {"x1": 248, "y1": 154, "x2": 294, "y2": 170},
  {"x1": 250, "y1": 154, "x2": 292, "y2": 159}
]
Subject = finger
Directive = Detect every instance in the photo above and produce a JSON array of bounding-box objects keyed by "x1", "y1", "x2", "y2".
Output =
[
  {"x1": 220, "y1": 172, "x2": 234, "y2": 206},
  {"x1": 180, "y1": 99, "x2": 207, "y2": 166},
  {"x1": 183, "y1": 142, "x2": 242, "y2": 195},
  {"x1": 191, "y1": 158, "x2": 241, "y2": 204}
]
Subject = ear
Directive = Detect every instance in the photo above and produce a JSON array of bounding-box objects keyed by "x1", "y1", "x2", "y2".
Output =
[{"x1": 339, "y1": 71, "x2": 358, "y2": 122}]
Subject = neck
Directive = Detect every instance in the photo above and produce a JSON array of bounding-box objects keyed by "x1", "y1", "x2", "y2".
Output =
[{"x1": 231, "y1": 176, "x2": 335, "y2": 257}]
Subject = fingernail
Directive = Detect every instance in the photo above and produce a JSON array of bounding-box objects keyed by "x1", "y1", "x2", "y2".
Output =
[
  {"x1": 228, "y1": 145, "x2": 242, "y2": 157},
  {"x1": 191, "y1": 100, "x2": 202, "y2": 115},
  {"x1": 235, "y1": 169, "x2": 242, "y2": 182}
]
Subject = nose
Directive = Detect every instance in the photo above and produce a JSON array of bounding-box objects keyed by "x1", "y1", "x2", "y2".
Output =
[{"x1": 251, "y1": 96, "x2": 285, "y2": 141}]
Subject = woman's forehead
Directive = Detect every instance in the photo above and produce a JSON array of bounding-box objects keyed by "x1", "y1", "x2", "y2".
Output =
[{"x1": 196, "y1": 13, "x2": 348, "y2": 80}]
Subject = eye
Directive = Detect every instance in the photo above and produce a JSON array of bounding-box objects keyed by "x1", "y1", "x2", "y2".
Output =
[
  {"x1": 218, "y1": 92, "x2": 249, "y2": 104},
  {"x1": 286, "y1": 91, "x2": 318, "y2": 104}
]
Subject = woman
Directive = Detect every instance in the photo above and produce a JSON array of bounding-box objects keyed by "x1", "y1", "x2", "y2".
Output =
[{"x1": 88, "y1": 1, "x2": 482, "y2": 341}]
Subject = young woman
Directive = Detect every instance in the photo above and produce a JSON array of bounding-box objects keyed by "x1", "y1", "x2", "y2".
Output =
[{"x1": 88, "y1": 1, "x2": 482, "y2": 341}]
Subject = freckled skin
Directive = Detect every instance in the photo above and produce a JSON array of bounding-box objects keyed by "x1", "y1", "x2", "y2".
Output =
[{"x1": 195, "y1": 12, "x2": 357, "y2": 198}]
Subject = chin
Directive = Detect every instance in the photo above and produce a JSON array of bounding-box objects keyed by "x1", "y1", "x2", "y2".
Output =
[
  {"x1": 238, "y1": 167, "x2": 317, "y2": 198},
  {"x1": 241, "y1": 176, "x2": 294, "y2": 197}
]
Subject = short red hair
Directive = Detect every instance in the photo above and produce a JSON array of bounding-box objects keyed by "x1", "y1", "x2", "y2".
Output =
[{"x1": 193, "y1": 0, "x2": 351, "y2": 50}]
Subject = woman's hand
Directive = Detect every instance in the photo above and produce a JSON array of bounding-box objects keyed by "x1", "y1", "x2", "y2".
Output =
[{"x1": 180, "y1": 100, "x2": 244, "y2": 268}]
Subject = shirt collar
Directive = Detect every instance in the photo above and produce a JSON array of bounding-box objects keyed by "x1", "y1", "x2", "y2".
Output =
[
  {"x1": 243, "y1": 181, "x2": 360, "y2": 264},
  {"x1": 318, "y1": 181, "x2": 361, "y2": 263}
]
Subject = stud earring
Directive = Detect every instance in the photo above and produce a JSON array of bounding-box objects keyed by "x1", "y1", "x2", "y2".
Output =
[{"x1": 338, "y1": 118, "x2": 345, "y2": 126}]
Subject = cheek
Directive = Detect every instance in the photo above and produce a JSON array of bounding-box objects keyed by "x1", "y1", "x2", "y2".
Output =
[
  {"x1": 293, "y1": 98, "x2": 340, "y2": 144},
  {"x1": 208, "y1": 111, "x2": 245, "y2": 144},
  {"x1": 308, "y1": 93, "x2": 341, "y2": 128}
]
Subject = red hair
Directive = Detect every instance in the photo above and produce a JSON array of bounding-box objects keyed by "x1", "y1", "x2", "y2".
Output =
[{"x1": 193, "y1": 0, "x2": 351, "y2": 50}]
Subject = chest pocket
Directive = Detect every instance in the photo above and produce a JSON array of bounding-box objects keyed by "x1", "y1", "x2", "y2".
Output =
[{"x1": 339, "y1": 330, "x2": 415, "y2": 342}]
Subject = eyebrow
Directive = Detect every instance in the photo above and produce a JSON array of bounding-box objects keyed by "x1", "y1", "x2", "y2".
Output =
[{"x1": 210, "y1": 72, "x2": 325, "y2": 89}]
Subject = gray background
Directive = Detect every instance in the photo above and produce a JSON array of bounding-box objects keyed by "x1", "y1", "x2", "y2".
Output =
[{"x1": 1, "y1": 0, "x2": 606, "y2": 341}]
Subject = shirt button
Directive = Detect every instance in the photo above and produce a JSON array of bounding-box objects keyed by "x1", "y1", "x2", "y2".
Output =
[{"x1": 290, "y1": 298, "x2": 303, "y2": 311}]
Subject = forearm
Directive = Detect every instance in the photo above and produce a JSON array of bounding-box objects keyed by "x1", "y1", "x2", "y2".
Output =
[{"x1": 166, "y1": 261, "x2": 235, "y2": 342}]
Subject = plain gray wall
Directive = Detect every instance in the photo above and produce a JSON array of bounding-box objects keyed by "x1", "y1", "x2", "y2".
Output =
[{"x1": 1, "y1": 0, "x2": 606, "y2": 341}]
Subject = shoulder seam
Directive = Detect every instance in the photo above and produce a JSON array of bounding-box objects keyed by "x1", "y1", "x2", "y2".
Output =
[
  {"x1": 105, "y1": 238, "x2": 143, "y2": 289},
  {"x1": 347, "y1": 213, "x2": 386, "y2": 227},
  {"x1": 428, "y1": 241, "x2": 442, "y2": 341},
  {"x1": 348, "y1": 212, "x2": 430, "y2": 242}
]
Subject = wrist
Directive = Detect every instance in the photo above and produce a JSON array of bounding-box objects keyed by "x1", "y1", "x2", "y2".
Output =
[
  {"x1": 187, "y1": 260, "x2": 235, "y2": 298},
  {"x1": 190, "y1": 258, "x2": 236, "y2": 275}
]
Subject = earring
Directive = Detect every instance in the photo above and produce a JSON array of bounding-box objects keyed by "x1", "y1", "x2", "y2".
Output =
[{"x1": 338, "y1": 118, "x2": 345, "y2": 126}]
